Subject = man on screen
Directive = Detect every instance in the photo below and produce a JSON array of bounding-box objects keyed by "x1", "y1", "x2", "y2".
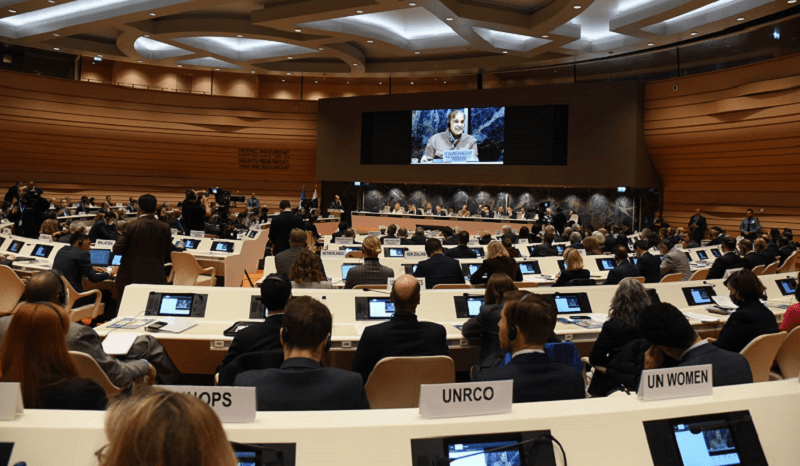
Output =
[{"x1": 422, "y1": 109, "x2": 478, "y2": 161}]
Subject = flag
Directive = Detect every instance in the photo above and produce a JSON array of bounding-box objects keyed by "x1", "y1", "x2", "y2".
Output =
[
  {"x1": 300, "y1": 187, "x2": 305, "y2": 205},
  {"x1": 311, "y1": 189, "x2": 318, "y2": 208}
]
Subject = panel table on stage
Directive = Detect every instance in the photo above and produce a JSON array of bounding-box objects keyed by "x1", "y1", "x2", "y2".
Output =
[{"x1": 351, "y1": 211, "x2": 537, "y2": 236}]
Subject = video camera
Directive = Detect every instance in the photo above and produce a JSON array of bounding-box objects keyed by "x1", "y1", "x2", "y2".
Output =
[{"x1": 209, "y1": 188, "x2": 246, "y2": 240}]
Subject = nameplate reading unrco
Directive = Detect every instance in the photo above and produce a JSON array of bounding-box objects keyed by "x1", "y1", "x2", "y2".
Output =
[
  {"x1": 162, "y1": 385, "x2": 256, "y2": 423},
  {"x1": 638, "y1": 364, "x2": 713, "y2": 401},
  {"x1": 419, "y1": 380, "x2": 513, "y2": 419}
]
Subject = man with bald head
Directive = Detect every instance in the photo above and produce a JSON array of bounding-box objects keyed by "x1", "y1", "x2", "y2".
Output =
[{"x1": 351, "y1": 275, "x2": 449, "y2": 382}]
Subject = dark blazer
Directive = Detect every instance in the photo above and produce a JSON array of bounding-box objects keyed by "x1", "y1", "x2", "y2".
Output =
[
  {"x1": 379, "y1": 234, "x2": 396, "y2": 244},
  {"x1": 36, "y1": 378, "x2": 108, "y2": 410},
  {"x1": 344, "y1": 258, "x2": 394, "y2": 289},
  {"x1": 399, "y1": 237, "x2": 416, "y2": 245},
  {"x1": 553, "y1": 268, "x2": 591, "y2": 287},
  {"x1": 410, "y1": 234, "x2": 427, "y2": 245},
  {"x1": 478, "y1": 236, "x2": 493, "y2": 245},
  {"x1": 529, "y1": 243, "x2": 559, "y2": 257},
  {"x1": 442, "y1": 235, "x2": 459, "y2": 245},
  {"x1": 352, "y1": 312, "x2": 449, "y2": 382},
  {"x1": 88, "y1": 221, "x2": 119, "y2": 242},
  {"x1": 604, "y1": 259, "x2": 641, "y2": 285},
  {"x1": 268, "y1": 211, "x2": 305, "y2": 255},
  {"x1": 707, "y1": 251, "x2": 745, "y2": 280},
  {"x1": 603, "y1": 235, "x2": 616, "y2": 253},
  {"x1": 637, "y1": 252, "x2": 662, "y2": 283},
  {"x1": 235, "y1": 357, "x2": 369, "y2": 411},
  {"x1": 52, "y1": 246, "x2": 110, "y2": 293},
  {"x1": 413, "y1": 253, "x2": 465, "y2": 289},
  {"x1": 112, "y1": 215, "x2": 172, "y2": 297},
  {"x1": 475, "y1": 352, "x2": 585, "y2": 403},
  {"x1": 680, "y1": 343, "x2": 752, "y2": 386},
  {"x1": 714, "y1": 300, "x2": 779, "y2": 353},
  {"x1": 742, "y1": 252, "x2": 766, "y2": 270},
  {"x1": 502, "y1": 232, "x2": 519, "y2": 244},
  {"x1": 220, "y1": 314, "x2": 284, "y2": 369},
  {"x1": 552, "y1": 213, "x2": 567, "y2": 234},
  {"x1": 470, "y1": 256, "x2": 521, "y2": 285},
  {"x1": 778, "y1": 246, "x2": 793, "y2": 266},
  {"x1": 587, "y1": 319, "x2": 644, "y2": 396},
  {"x1": 445, "y1": 245, "x2": 478, "y2": 259},
  {"x1": 274, "y1": 247, "x2": 326, "y2": 277},
  {"x1": 689, "y1": 214, "x2": 707, "y2": 242}
]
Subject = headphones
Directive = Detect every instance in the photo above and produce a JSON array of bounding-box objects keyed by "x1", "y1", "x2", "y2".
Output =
[
  {"x1": 281, "y1": 327, "x2": 332, "y2": 353},
  {"x1": 506, "y1": 293, "x2": 532, "y2": 342},
  {"x1": 46, "y1": 269, "x2": 68, "y2": 307}
]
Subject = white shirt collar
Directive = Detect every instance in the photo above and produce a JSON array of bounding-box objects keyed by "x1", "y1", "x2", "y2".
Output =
[
  {"x1": 680, "y1": 339, "x2": 709, "y2": 360},
  {"x1": 512, "y1": 348, "x2": 545, "y2": 358}
]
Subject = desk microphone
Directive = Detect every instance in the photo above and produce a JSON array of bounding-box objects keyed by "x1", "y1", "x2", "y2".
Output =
[{"x1": 362, "y1": 288, "x2": 391, "y2": 295}]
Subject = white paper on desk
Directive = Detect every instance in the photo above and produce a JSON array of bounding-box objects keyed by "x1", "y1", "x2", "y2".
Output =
[
  {"x1": 101, "y1": 332, "x2": 139, "y2": 356},
  {"x1": 159, "y1": 318, "x2": 197, "y2": 333},
  {"x1": 711, "y1": 296, "x2": 738, "y2": 310}
]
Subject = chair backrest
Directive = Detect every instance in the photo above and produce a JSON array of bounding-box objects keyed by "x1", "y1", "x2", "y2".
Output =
[
  {"x1": 513, "y1": 282, "x2": 539, "y2": 288},
  {"x1": 68, "y1": 351, "x2": 125, "y2": 399},
  {"x1": 171, "y1": 251, "x2": 204, "y2": 286},
  {"x1": 621, "y1": 276, "x2": 646, "y2": 283},
  {"x1": 777, "y1": 251, "x2": 796, "y2": 273},
  {"x1": 364, "y1": 356, "x2": 455, "y2": 409},
  {"x1": 762, "y1": 261, "x2": 779, "y2": 275},
  {"x1": 565, "y1": 278, "x2": 596, "y2": 287},
  {"x1": 775, "y1": 326, "x2": 800, "y2": 379},
  {"x1": 689, "y1": 268, "x2": 710, "y2": 281},
  {"x1": 353, "y1": 284, "x2": 387, "y2": 290},
  {"x1": 751, "y1": 265, "x2": 765, "y2": 275},
  {"x1": 660, "y1": 272, "x2": 683, "y2": 283},
  {"x1": 217, "y1": 350, "x2": 284, "y2": 386},
  {"x1": 61, "y1": 276, "x2": 102, "y2": 322},
  {"x1": 0, "y1": 265, "x2": 25, "y2": 314},
  {"x1": 431, "y1": 284, "x2": 473, "y2": 290},
  {"x1": 345, "y1": 251, "x2": 363, "y2": 258},
  {"x1": 740, "y1": 332, "x2": 787, "y2": 382}
]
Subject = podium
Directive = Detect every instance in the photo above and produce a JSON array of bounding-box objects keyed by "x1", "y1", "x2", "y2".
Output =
[{"x1": 328, "y1": 209, "x2": 344, "y2": 219}]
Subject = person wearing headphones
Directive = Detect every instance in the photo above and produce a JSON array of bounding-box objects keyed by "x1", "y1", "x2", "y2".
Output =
[
  {"x1": 233, "y1": 296, "x2": 369, "y2": 411},
  {"x1": 343, "y1": 235, "x2": 394, "y2": 289},
  {"x1": 474, "y1": 292, "x2": 585, "y2": 403}
]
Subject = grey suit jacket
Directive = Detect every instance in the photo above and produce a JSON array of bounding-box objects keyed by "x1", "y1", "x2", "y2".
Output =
[
  {"x1": 0, "y1": 315, "x2": 149, "y2": 387},
  {"x1": 660, "y1": 248, "x2": 692, "y2": 281}
]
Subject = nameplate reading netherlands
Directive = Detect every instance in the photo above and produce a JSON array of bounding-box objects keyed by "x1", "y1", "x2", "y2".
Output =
[
  {"x1": 321, "y1": 250, "x2": 345, "y2": 258},
  {"x1": 638, "y1": 364, "x2": 713, "y2": 401},
  {"x1": 162, "y1": 385, "x2": 256, "y2": 423},
  {"x1": 419, "y1": 380, "x2": 512, "y2": 419}
]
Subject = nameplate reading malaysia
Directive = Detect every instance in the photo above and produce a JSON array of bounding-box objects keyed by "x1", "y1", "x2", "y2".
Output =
[
  {"x1": 384, "y1": 238, "x2": 401, "y2": 245},
  {"x1": 406, "y1": 251, "x2": 428, "y2": 258},
  {"x1": 321, "y1": 250, "x2": 346, "y2": 258},
  {"x1": 637, "y1": 364, "x2": 713, "y2": 401},
  {"x1": 442, "y1": 150, "x2": 478, "y2": 163},
  {"x1": 96, "y1": 239, "x2": 115, "y2": 247},
  {"x1": 38, "y1": 234, "x2": 53, "y2": 243},
  {"x1": 419, "y1": 380, "x2": 513, "y2": 419},
  {"x1": 336, "y1": 237, "x2": 354, "y2": 244},
  {"x1": 0, "y1": 382, "x2": 24, "y2": 421},
  {"x1": 162, "y1": 385, "x2": 256, "y2": 423},
  {"x1": 190, "y1": 230, "x2": 205, "y2": 238}
]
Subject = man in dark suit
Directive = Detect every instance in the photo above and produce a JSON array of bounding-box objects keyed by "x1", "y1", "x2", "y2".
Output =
[
  {"x1": 445, "y1": 231, "x2": 479, "y2": 259},
  {"x1": 112, "y1": 194, "x2": 173, "y2": 298},
  {"x1": 380, "y1": 224, "x2": 398, "y2": 244},
  {"x1": 442, "y1": 227, "x2": 459, "y2": 245},
  {"x1": 268, "y1": 200, "x2": 305, "y2": 255},
  {"x1": 707, "y1": 237, "x2": 745, "y2": 280},
  {"x1": 739, "y1": 239, "x2": 765, "y2": 270},
  {"x1": 181, "y1": 189, "x2": 211, "y2": 234},
  {"x1": 331, "y1": 221, "x2": 349, "y2": 241},
  {"x1": 52, "y1": 232, "x2": 117, "y2": 321},
  {"x1": 235, "y1": 296, "x2": 369, "y2": 411},
  {"x1": 500, "y1": 225, "x2": 519, "y2": 244},
  {"x1": 413, "y1": 238, "x2": 466, "y2": 289},
  {"x1": 604, "y1": 246, "x2": 642, "y2": 285},
  {"x1": 410, "y1": 227, "x2": 427, "y2": 245},
  {"x1": 688, "y1": 209, "x2": 707, "y2": 244},
  {"x1": 397, "y1": 227, "x2": 415, "y2": 245},
  {"x1": 707, "y1": 227, "x2": 726, "y2": 246},
  {"x1": 352, "y1": 275, "x2": 449, "y2": 382},
  {"x1": 218, "y1": 274, "x2": 291, "y2": 372},
  {"x1": 274, "y1": 228, "x2": 326, "y2": 277},
  {"x1": 639, "y1": 302, "x2": 752, "y2": 387},
  {"x1": 551, "y1": 207, "x2": 567, "y2": 235},
  {"x1": 529, "y1": 227, "x2": 559, "y2": 257},
  {"x1": 635, "y1": 240, "x2": 661, "y2": 283},
  {"x1": 474, "y1": 293, "x2": 584, "y2": 402},
  {"x1": 88, "y1": 211, "x2": 120, "y2": 242}
]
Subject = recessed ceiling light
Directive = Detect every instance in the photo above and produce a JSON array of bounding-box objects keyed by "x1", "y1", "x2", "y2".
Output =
[
  {"x1": 647, "y1": 43, "x2": 654, "y2": 46},
  {"x1": 409, "y1": 2, "x2": 417, "y2": 6},
  {"x1": 286, "y1": 73, "x2": 291, "y2": 75},
  {"x1": 318, "y1": 47, "x2": 324, "y2": 51},
  {"x1": 443, "y1": 81, "x2": 446, "y2": 84},
  {"x1": 251, "y1": 70, "x2": 255, "y2": 73},
  {"x1": 542, "y1": 35, "x2": 549, "y2": 38},
  {"x1": 48, "y1": 0, "x2": 55, "y2": 3},
  {"x1": 356, "y1": 10, "x2": 363, "y2": 13},
  {"x1": 379, "y1": 82, "x2": 382, "y2": 85},
  {"x1": 215, "y1": 68, "x2": 220, "y2": 70},
  {"x1": 410, "y1": 82, "x2": 414, "y2": 85},
  {"x1": 97, "y1": 54, "x2": 103, "y2": 57},
  {"x1": 236, "y1": 34, "x2": 243, "y2": 38},
  {"x1": 294, "y1": 28, "x2": 301, "y2": 33},
  {"x1": 573, "y1": 5, "x2": 581, "y2": 9},
  {"x1": 445, "y1": 17, "x2": 453, "y2": 21},
  {"x1": 138, "y1": 60, "x2": 143, "y2": 63},
  {"x1": 8, "y1": 9, "x2": 16, "y2": 13},
  {"x1": 53, "y1": 33, "x2": 59, "y2": 36},
  {"x1": 177, "y1": 64, "x2": 182, "y2": 67},
  {"x1": 690, "y1": 32, "x2": 698, "y2": 36},
  {"x1": 148, "y1": 12, "x2": 156, "y2": 16},
  {"x1": 143, "y1": 34, "x2": 150, "y2": 38},
  {"x1": 314, "y1": 80, "x2": 318, "y2": 83},
  {"x1": 353, "y1": 63, "x2": 358, "y2": 66},
  {"x1": 790, "y1": 0, "x2": 798, "y2": 4},
  {"x1": 287, "y1": 56, "x2": 293, "y2": 59},
  {"x1": 414, "y1": 51, "x2": 420, "y2": 54},
  {"x1": 502, "y1": 50, "x2": 508, "y2": 54},
  {"x1": 736, "y1": 17, "x2": 745, "y2": 21},
  {"x1": 367, "y1": 40, "x2": 374, "y2": 43},
  {"x1": 53, "y1": 47, "x2": 59, "y2": 50},
  {"x1": 281, "y1": 79, "x2": 285, "y2": 82}
]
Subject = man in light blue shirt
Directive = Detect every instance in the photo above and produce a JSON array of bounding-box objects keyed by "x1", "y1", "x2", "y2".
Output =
[
  {"x1": 740, "y1": 209, "x2": 761, "y2": 241},
  {"x1": 246, "y1": 192, "x2": 260, "y2": 210}
]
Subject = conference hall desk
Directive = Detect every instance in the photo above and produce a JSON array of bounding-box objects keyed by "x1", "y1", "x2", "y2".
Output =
[
  {"x1": 352, "y1": 211, "x2": 537, "y2": 235},
  {"x1": 2, "y1": 380, "x2": 798, "y2": 466},
  {"x1": 96, "y1": 274, "x2": 792, "y2": 375}
]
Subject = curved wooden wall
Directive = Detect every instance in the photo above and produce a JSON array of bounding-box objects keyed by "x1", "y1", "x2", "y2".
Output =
[
  {"x1": 0, "y1": 70, "x2": 318, "y2": 211},
  {"x1": 644, "y1": 53, "x2": 800, "y2": 235}
]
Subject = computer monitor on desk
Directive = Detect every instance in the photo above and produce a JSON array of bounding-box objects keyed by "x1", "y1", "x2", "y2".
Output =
[
  {"x1": 7, "y1": 240, "x2": 24, "y2": 254},
  {"x1": 90, "y1": 249, "x2": 112, "y2": 266},
  {"x1": 211, "y1": 241, "x2": 235, "y2": 253},
  {"x1": 182, "y1": 239, "x2": 201, "y2": 250},
  {"x1": 31, "y1": 244, "x2": 54, "y2": 259},
  {"x1": 144, "y1": 292, "x2": 208, "y2": 318}
]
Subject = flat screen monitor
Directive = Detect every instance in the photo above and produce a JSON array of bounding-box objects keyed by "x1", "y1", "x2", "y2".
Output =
[
  {"x1": 403, "y1": 264, "x2": 419, "y2": 274},
  {"x1": 462, "y1": 263, "x2": 481, "y2": 278},
  {"x1": 7, "y1": 240, "x2": 24, "y2": 253},
  {"x1": 682, "y1": 286, "x2": 717, "y2": 306},
  {"x1": 684, "y1": 252, "x2": 692, "y2": 260},
  {"x1": 454, "y1": 295, "x2": 485, "y2": 318},
  {"x1": 211, "y1": 241, "x2": 234, "y2": 253},
  {"x1": 0, "y1": 237, "x2": 4, "y2": 248},
  {"x1": 111, "y1": 254, "x2": 122, "y2": 266},
  {"x1": 776, "y1": 278, "x2": 796, "y2": 296},
  {"x1": 157, "y1": 294, "x2": 195, "y2": 316},
  {"x1": 90, "y1": 249, "x2": 112, "y2": 266},
  {"x1": 711, "y1": 249, "x2": 722, "y2": 258},
  {"x1": 386, "y1": 247, "x2": 406, "y2": 258},
  {"x1": 470, "y1": 247, "x2": 485, "y2": 257},
  {"x1": 31, "y1": 244, "x2": 53, "y2": 258},
  {"x1": 596, "y1": 258, "x2": 616, "y2": 271},
  {"x1": 247, "y1": 230, "x2": 258, "y2": 238},
  {"x1": 367, "y1": 297, "x2": 395, "y2": 319},
  {"x1": 341, "y1": 263, "x2": 359, "y2": 279},
  {"x1": 544, "y1": 292, "x2": 592, "y2": 314},
  {"x1": 182, "y1": 239, "x2": 200, "y2": 250},
  {"x1": 519, "y1": 261, "x2": 541, "y2": 275},
  {"x1": 343, "y1": 246, "x2": 362, "y2": 254},
  {"x1": 555, "y1": 245, "x2": 565, "y2": 254},
  {"x1": 697, "y1": 250, "x2": 709, "y2": 260},
  {"x1": 447, "y1": 440, "x2": 522, "y2": 466},
  {"x1": 527, "y1": 245, "x2": 537, "y2": 255}
]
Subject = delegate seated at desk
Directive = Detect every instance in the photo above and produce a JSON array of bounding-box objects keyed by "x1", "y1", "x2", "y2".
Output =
[{"x1": 413, "y1": 238, "x2": 465, "y2": 289}]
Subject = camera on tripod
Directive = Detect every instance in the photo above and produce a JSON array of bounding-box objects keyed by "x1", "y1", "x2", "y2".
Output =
[{"x1": 209, "y1": 188, "x2": 246, "y2": 239}]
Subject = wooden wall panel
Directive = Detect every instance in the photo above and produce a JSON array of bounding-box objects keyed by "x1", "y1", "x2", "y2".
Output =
[
  {"x1": 0, "y1": 70, "x2": 318, "y2": 211},
  {"x1": 644, "y1": 53, "x2": 800, "y2": 235}
]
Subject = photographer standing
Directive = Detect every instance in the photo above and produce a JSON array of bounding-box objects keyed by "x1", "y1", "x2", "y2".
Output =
[
  {"x1": 181, "y1": 189, "x2": 211, "y2": 234},
  {"x1": 9, "y1": 184, "x2": 50, "y2": 238}
]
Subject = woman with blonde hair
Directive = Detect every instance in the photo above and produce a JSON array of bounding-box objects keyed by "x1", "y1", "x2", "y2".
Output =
[
  {"x1": 0, "y1": 302, "x2": 107, "y2": 409},
  {"x1": 470, "y1": 240, "x2": 522, "y2": 285},
  {"x1": 553, "y1": 247, "x2": 590, "y2": 287},
  {"x1": 98, "y1": 387, "x2": 237, "y2": 466},
  {"x1": 344, "y1": 235, "x2": 394, "y2": 289},
  {"x1": 290, "y1": 249, "x2": 332, "y2": 289}
]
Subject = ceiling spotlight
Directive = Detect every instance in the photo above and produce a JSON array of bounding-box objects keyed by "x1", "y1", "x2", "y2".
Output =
[
  {"x1": 236, "y1": 34, "x2": 243, "y2": 38},
  {"x1": 409, "y1": 2, "x2": 417, "y2": 6},
  {"x1": 215, "y1": 68, "x2": 220, "y2": 71},
  {"x1": 443, "y1": 81, "x2": 447, "y2": 84},
  {"x1": 53, "y1": 33, "x2": 60, "y2": 36},
  {"x1": 347, "y1": 81, "x2": 350, "y2": 84},
  {"x1": 48, "y1": 0, "x2": 56, "y2": 3},
  {"x1": 379, "y1": 82, "x2": 382, "y2": 85},
  {"x1": 318, "y1": 47, "x2": 325, "y2": 51},
  {"x1": 53, "y1": 47, "x2": 60, "y2": 50},
  {"x1": 414, "y1": 51, "x2": 420, "y2": 54},
  {"x1": 281, "y1": 79, "x2": 285, "y2": 82},
  {"x1": 542, "y1": 35, "x2": 549, "y2": 38},
  {"x1": 143, "y1": 34, "x2": 150, "y2": 38},
  {"x1": 353, "y1": 63, "x2": 358, "y2": 66},
  {"x1": 251, "y1": 71, "x2": 255, "y2": 73},
  {"x1": 410, "y1": 82, "x2": 414, "y2": 85},
  {"x1": 356, "y1": 10, "x2": 363, "y2": 13},
  {"x1": 286, "y1": 72, "x2": 291, "y2": 75},
  {"x1": 367, "y1": 40, "x2": 374, "y2": 43},
  {"x1": 573, "y1": 5, "x2": 581, "y2": 9},
  {"x1": 647, "y1": 43, "x2": 654, "y2": 46},
  {"x1": 8, "y1": 9, "x2": 16, "y2": 13},
  {"x1": 790, "y1": 0, "x2": 798, "y2": 4},
  {"x1": 314, "y1": 80, "x2": 318, "y2": 83},
  {"x1": 445, "y1": 17, "x2": 453, "y2": 21},
  {"x1": 502, "y1": 50, "x2": 508, "y2": 54},
  {"x1": 138, "y1": 60, "x2": 143, "y2": 63},
  {"x1": 149, "y1": 12, "x2": 156, "y2": 16},
  {"x1": 295, "y1": 28, "x2": 302, "y2": 33},
  {"x1": 97, "y1": 54, "x2": 103, "y2": 57},
  {"x1": 177, "y1": 64, "x2": 183, "y2": 67},
  {"x1": 287, "y1": 56, "x2": 293, "y2": 59},
  {"x1": 690, "y1": 32, "x2": 698, "y2": 36},
  {"x1": 736, "y1": 17, "x2": 745, "y2": 21}
]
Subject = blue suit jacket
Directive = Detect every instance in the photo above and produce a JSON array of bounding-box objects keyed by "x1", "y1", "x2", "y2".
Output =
[
  {"x1": 234, "y1": 357, "x2": 369, "y2": 411},
  {"x1": 475, "y1": 352, "x2": 585, "y2": 403},
  {"x1": 413, "y1": 253, "x2": 465, "y2": 289},
  {"x1": 604, "y1": 259, "x2": 641, "y2": 285}
]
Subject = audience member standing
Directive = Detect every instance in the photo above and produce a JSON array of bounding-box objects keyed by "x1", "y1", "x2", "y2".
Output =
[
  {"x1": 181, "y1": 189, "x2": 211, "y2": 234},
  {"x1": 269, "y1": 200, "x2": 304, "y2": 255}
]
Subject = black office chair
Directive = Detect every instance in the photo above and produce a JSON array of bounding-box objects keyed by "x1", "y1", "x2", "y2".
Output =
[
  {"x1": 217, "y1": 350, "x2": 284, "y2": 386},
  {"x1": 565, "y1": 278, "x2": 597, "y2": 287}
]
